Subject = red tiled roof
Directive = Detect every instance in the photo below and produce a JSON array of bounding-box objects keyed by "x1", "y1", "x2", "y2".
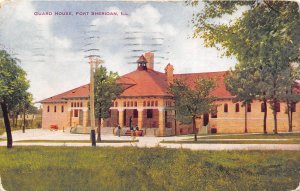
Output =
[
  {"x1": 118, "y1": 69, "x2": 170, "y2": 97},
  {"x1": 40, "y1": 84, "x2": 90, "y2": 103},
  {"x1": 174, "y1": 71, "x2": 233, "y2": 99}
]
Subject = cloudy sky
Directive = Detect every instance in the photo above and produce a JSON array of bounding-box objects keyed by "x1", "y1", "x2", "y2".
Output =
[{"x1": 0, "y1": 0, "x2": 238, "y2": 103}]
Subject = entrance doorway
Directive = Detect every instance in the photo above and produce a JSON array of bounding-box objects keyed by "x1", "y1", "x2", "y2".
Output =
[{"x1": 203, "y1": 113, "x2": 209, "y2": 126}]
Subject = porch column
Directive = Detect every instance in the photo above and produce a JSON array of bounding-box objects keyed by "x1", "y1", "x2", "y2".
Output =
[
  {"x1": 138, "y1": 108, "x2": 143, "y2": 129},
  {"x1": 158, "y1": 108, "x2": 166, "y2": 136},
  {"x1": 118, "y1": 108, "x2": 124, "y2": 127},
  {"x1": 82, "y1": 108, "x2": 88, "y2": 133}
]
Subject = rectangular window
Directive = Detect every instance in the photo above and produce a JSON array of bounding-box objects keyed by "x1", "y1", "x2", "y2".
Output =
[
  {"x1": 133, "y1": 109, "x2": 138, "y2": 118},
  {"x1": 61, "y1": 106, "x2": 64, "y2": 113},
  {"x1": 276, "y1": 103, "x2": 280, "y2": 112},
  {"x1": 291, "y1": 103, "x2": 296, "y2": 112},
  {"x1": 147, "y1": 109, "x2": 153, "y2": 118},
  {"x1": 247, "y1": 103, "x2": 251, "y2": 112},
  {"x1": 74, "y1": 109, "x2": 79, "y2": 117},
  {"x1": 211, "y1": 106, "x2": 217, "y2": 118}
]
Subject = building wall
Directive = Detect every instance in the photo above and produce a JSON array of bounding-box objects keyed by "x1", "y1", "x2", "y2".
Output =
[
  {"x1": 210, "y1": 100, "x2": 300, "y2": 134},
  {"x1": 42, "y1": 103, "x2": 68, "y2": 129}
]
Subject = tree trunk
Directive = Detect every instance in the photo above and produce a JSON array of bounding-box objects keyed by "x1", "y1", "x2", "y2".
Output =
[
  {"x1": 97, "y1": 118, "x2": 101, "y2": 142},
  {"x1": 244, "y1": 104, "x2": 248, "y2": 133},
  {"x1": 23, "y1": 108, "x2": 26, "y2": 133},
  {"x1": 273, "y1": 100, "x2": 278, "y2": 134},
  {"x1": 263, "y1": 99, "x2": 267, "y2": 134},
  {"x1": 192, "y1": 115, "x2": 197, "y2": 141},
  {"x1": 287, "y1": 101, "x2": 292, "y2": 132},
  {"x1": 1, "y1": 103, "x2": 13, "y2": 148}
]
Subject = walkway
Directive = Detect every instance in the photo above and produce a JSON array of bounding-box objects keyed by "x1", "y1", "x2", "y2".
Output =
[{"x1": 0, "y1": 129, "x2": 299, "y2": 151}]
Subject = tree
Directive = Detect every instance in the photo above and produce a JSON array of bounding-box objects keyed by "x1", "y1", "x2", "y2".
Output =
[
  {"x1": 169, "y1": 78, "x2": 216, "y2": 141},
  {"x1": 225, "y1": 64, "x2": 261, "y2": 133},
  {"x1": 0, "y1": 50, "x2": 30, "y2": 148},
  {"x1": 189, "y1": 1, "x2": 300, "y2": 134},
  {"x1": 94, "y1": 66, "x2": 122, "y2": 142}
]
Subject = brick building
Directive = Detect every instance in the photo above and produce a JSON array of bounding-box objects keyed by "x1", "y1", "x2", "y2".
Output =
[{"x1": 40, "y1": 52, "x2": 300, "y2": 136}]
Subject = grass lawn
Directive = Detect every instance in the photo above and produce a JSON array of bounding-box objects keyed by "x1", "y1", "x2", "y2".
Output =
[
  {"x1": 0, "y1": 147, "x2": 300, "y2": 191},
  {"x1": 197, "y1": 133, "x2": 300, "y2": 139},
  {"x1": 15, "y1": 140, "x2": 138, "y2": 143}
]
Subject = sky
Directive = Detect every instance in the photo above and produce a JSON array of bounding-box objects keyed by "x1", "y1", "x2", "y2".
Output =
[{"x1": 0, "y1": 0, "x2": 239, "y2": 103}]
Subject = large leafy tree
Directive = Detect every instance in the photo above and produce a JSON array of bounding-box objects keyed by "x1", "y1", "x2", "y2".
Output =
[
  {"x1": 189, "y1": 1, "x2": 300, "y2": 134},
  {"x1": 0, "y1": 50, "x2": 30, "y2": 148},
  {"x1": 169, "y1": 78, "x2": 216, "y2": 141},
  {"x1": 94, "y1": 66, "x2": 122, "y2": 142}
]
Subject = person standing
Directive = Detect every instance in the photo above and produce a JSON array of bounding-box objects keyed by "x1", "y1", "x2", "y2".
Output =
[{"x1": 117, "y1": 124, "x2": 121, "y2": 137}]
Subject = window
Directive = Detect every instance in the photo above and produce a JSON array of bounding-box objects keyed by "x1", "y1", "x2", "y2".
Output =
[
  {"x1": 291, "y1": 103, "x2": 296, "y2": 112},
  {"x1": 224, "y1": 104, "x2": 228, "y2": 113},
  {"x1": 115, "y1": 102, "x2": 118, "y2": 107},
  {"x1": 127, "y1": 101, "x2": 130, "y2": 107},
  {"x1": 61, "y1": 106, "x2": 64, "y2": 113},
  {"x1": 155, "y1": 101, "x2": 158, "y2": 106},
  {"x1": 147, "y1": 109, "x2": 153, "y2": 118},
  {"x1": 123, "y1": 101, "x2": 126, "y2": 107},
  {"x1": 80, "y1": 102, "x2": 83, "y2": 107},
  {"x1": 211, "y1": 106, "x2": 217, "y2": 118},
  {"x1": 143, "y1": 101, "x2": 146, "y2": 107},
  {"x1": 74, "y1": 109, "x2": 79, "y2": 117},
  {"x1": 275, "y1": 102, "x2": 280, "y2": 112},
  {"x1": 71, "y1": 102, "x2": 73, "y2": 107},
  {"x1": 235, "y1": 103, "x2": 240, "y2": 112},
  {"x1": 247, "y1": 103, "x2": 251, "y2": 112},
  {"x1": 261, "y1": 103, "x2": 266, "y2": 112},
  {"x1": 134, "y1": 101, "x2": 137, "y2": 107},
  {"x1": 108, "y1": 110, "x2": 111, "y2": 118},
  {"x1": 47, "y1": 106, "x2": 50, "y2": 112},
  {"x1": 151, "y1": 101, "x2": 154, "y2": 106},
  {"x1": 131, "y1": 101, "x2": 133, "y2": 107},
  {"x1": 147, "y1": 101, "x2": 150, "y2": 107},
  {"x1": 133, "y1": 109, "x2": 138, "y2": 118},
  {"x1": 54, "y1": 106, "x2": 57, "y2": 112}
]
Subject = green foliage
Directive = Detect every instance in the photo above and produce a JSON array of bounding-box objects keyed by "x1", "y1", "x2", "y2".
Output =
[
  {"x1": 0, "y1": 147, "x2": 299, "y2": 191},
  {"x1": 0, "y1": 50, "x2": 30, "y2": 110},
  {"x1": 191, "y1": 1, "x2": 300, "y2": 133},
  {"x1": 169, "y1": 78, "x2": 217, "y2": 123},
  {"x1": 94, "y1": 66, "x2": 122, "y2": 119}
]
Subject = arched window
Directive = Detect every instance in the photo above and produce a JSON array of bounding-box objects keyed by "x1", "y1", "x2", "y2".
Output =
[
  {"x1": 155, "y1": 101, "x2": 158, "y2": 106},
  {"x1": 147, "y1": 101, "x2": 150, "y2": 107},
  {"x1": 276, "y1": 102, "x2": 280, "y2": 112},
  {"x1": 224, "y1": 103, "x2": 228, "y2": 113},
  {"x1": 247, "y1": 103, "x2": 251, "y2": 112},
  {"x1": 151, "y1": 101, "x2": 154, "y2": 106},
  {"x1": 54, "y1": 106, "x2": 57, "y2": 112},
  {"x1": 127, "y1": 101, "x2": 130, "y2": 107},
  {"x1": 211, "y1": 106, "x2": 217, "y2": 118},
  {"x1": 134, "y1": 101, "x2": 137, "y2": 107},
  {"x1": 47, "y1": 106, "x2": 50, "y2": 112},
  {"x1": 77, "y1": 102, "x2": 80, "y2": 107},
  {"x1": 61, "y1": 106, "x2": 64, "y2": 113},
  {"x1": 71, "y1": 102, "x2": 73, "y2": 107},
  {"x1": 143, "y1": 101, "x2": 146, "y2": 107},
  {"x1": 261, "y1": 103, "x2": 266, "y2": 112},
  {"x1": 291, "y1": 102, "x2": 296, "y2": 112},
  {"x1": 123, "y1": 101, "x2": 126, "y2": 107},
  {"x1": 131, "y1": 101, "x2": 133, "y2": 107},
  {"x1": 235, "y1": 103, "x2": 239, "y2": 112},
  {"x1": 80, "y1": 102, "x2": 83, "y2": 107}
]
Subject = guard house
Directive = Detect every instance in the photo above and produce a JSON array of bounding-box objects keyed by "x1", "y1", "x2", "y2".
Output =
[{"x1": 40, "y1": 52, "x2": 300, "y2": 135}]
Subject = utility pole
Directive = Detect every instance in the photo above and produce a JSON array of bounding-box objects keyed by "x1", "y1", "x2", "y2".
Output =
[{"x1": 88, "y1": 57, "x2": 103, "y2": 146}]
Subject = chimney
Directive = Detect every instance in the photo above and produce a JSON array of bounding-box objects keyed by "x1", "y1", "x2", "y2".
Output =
[
  {"x1": 164, "y1": 63, "x2": 174, "y2": 84},
  {"x1": 144, "y1": 52, "x2": 154, "y2": 70}
]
